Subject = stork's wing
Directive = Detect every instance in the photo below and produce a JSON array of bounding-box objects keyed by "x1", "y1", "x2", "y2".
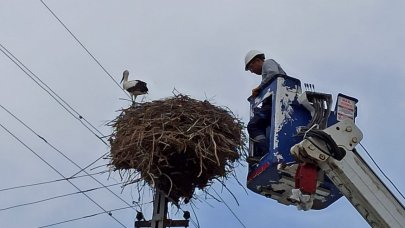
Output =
[{"x1": 127, "y1": 81, "x2": 148, "y2": 94}]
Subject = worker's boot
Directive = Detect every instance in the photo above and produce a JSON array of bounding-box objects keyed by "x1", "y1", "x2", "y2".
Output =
[{"x1": 246, "y1": 156, "x2": 261, "y2": 164}]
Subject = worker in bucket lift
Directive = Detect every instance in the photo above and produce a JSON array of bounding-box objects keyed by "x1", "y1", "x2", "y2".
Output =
[{"x1": 244, "y1": 50, "x2": 287, "y2": 163}]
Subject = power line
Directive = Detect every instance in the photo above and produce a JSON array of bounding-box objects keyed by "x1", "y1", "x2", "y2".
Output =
[
  {"x1": 0, "y1": 183, "x2": 122, "y2": 212},
  {"x1": 0, "y1": 170, "x2": 107, "y2": 192},
  {"x1": 0, "y1": 43, "x2": 108, "y2": 146},
  {"x1": 1, "y1": 12, "x2": 124, "y2": 180},
  {"x1": 68, "y1": 152, "x2": 109, "y2": 178},
  {"x1": 39, "y1": 0, "x2": 130, "y2": 99},
  {"x1": 359, "y1": 143, "x2": 405, "y2": 200},
  {"x1": 0, "y1": 123, "x2": 128, "y2": 228},
  {"x1": 38, "y1": 202, "x2": 153, "y2": 228},
  {"x1": 212, "y1": 188, "x2": 247, "y2": 228},
  {"x1": 0, "y1": 43, "x2": 112, "y2": 178},
  {"x1": 0, "y1": 104, "x2": 138, "y2": 211},
  {"x1": 188, "y1": 203, "x2": 201, "y2": 228}
]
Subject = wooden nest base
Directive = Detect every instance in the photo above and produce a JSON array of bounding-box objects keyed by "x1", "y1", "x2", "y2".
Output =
[{"x1": 108, "y1": 95, "x2": 246, "y2": 203}]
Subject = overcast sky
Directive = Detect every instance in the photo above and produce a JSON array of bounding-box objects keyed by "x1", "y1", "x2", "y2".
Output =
[{"x1": 1, "y1": 0, "x2": 404, "y2": 228}]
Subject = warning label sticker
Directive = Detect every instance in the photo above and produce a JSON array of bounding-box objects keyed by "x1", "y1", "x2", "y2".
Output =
[{"x1": 337, "y1": 96, "x2": 355, "y2": 121}]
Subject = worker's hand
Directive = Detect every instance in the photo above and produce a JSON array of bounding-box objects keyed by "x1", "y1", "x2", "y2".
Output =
[{"x1": 252, "y1": 87, "x2": 260, "y2": 97}]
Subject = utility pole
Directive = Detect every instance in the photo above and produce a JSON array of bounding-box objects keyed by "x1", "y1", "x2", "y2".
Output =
[{"x1": 135, "y1": 190, "x2": 190, "y2": 228}]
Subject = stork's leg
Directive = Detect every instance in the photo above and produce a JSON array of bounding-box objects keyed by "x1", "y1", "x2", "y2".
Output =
[
  {"x1": 134, "y1": 95, "x2": 138, "y2": 104},
  {"x1": 131, "y1": 95, "x2": 137, "y2": 107}
]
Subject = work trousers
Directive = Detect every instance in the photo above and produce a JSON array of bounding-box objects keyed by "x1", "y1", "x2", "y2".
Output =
[{"x1": 247, "y1": 105, "x2": 271, "y2": 155}]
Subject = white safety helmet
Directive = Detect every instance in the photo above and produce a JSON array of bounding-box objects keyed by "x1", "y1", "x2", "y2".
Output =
[{"x1": 244, "y1": 50, "x2": 265, "y2": 71}]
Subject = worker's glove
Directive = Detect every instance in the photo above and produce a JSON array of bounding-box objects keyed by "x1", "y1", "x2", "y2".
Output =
[{"x1": 252, "y1": 87, "x2": 261, "y2": 97}]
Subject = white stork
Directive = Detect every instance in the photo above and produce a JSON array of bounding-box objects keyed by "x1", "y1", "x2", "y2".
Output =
[{"x1": 120, "y1": 70, "x2": 148, "y2": 104}]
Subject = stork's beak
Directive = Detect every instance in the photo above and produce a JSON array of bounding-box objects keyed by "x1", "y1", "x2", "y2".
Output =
[{"x1": 120, "y1": 75, "x2": 124, "y2": 83}]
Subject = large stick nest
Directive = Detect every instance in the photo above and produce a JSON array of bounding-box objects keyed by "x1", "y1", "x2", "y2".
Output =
[{"x1": 108, "y1": 95, "x2": 246, "y2": 203}]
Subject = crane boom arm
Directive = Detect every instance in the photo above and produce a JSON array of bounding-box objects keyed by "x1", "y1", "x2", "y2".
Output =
[{"x1": 291, "y1": 119, "x2": 405, "y2": 227}]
